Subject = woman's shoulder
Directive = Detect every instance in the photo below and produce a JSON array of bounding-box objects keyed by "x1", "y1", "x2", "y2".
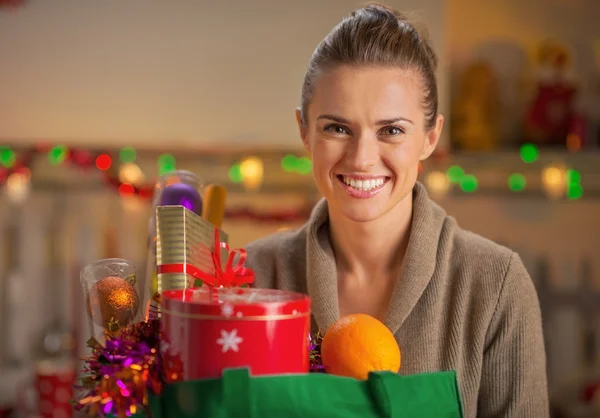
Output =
[
  {"x1": 419, "y1": 186, "x2": 516, "y2": 280},
  {"x1": 244, "y1": 226, "x2": 309, "y2": 290},
  {"x1": 440, "y1": 215, "x2": 534, "y2": 301},
  {"x1": 446, "y1": 216, "x2": 514, "y2": 267}
]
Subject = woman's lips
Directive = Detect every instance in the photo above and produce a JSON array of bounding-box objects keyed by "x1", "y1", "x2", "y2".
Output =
[{"x1": 336, "y1": 175, "x2": 390, "y2": 199}]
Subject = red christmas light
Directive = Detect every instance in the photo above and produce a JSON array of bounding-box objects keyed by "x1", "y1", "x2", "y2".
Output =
[
  {"x1": 96, "y1": 154, "x2": 112, "y2": 171},
  {"x1": 138, "y1": 186, "x2": 155, "y2": 199},
  {"x1": 118, "y1": 183, "x2": 135, "y2": 196}
]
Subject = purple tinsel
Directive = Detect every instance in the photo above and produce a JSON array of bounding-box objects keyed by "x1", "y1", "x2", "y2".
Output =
[
  {"x1": 74, "y1": 310, "x2": 163, "y2": 417},
  {"x1": 309, "y1": 332, "x2": 326, "y2": 373}
]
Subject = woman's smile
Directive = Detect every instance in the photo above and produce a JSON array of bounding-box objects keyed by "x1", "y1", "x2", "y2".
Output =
[{"x1": 336, "y1": 174, "x2": 391, "y2": 199}]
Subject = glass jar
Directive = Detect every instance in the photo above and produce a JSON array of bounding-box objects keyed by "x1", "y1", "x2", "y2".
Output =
[{"x1": 80, "y1": 258, "x2": 140, "y2": 342}]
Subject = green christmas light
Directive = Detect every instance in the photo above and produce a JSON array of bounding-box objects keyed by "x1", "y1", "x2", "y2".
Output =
[
  {"x1": 566, "y1": 169, "x2": 581, "y2": 185},
  {"x1": 158, "y1": 153, "x2": 176, "y2": 175},
  {"x1": 567, "y1": 183, "x2": 583, "y2": 200},
  {"x1": 296, "y1": 157, "x2": 312, "y2": 175},
  {"x1": 565, "y1": 168, "x2": 582, "y2": 200},
  {"x1": 228, "y1": 164, "x2": 243, "y2": 183},
  {"x1": 119, "y1": 146, "x2": 137, "y2": 163},
  {"x1": 446, "y1": 165, "x2": 464, "y2": 183},
  {"x1": 48, "y1": 145, "x2": 68, "y2": 165},
  {"x1": 460, "y1": 174, "x2": 478, "y2": 193},
  {"x1": 281, "y1": 154, "x2": 312, "y2": 175},
  {"x1": 0, "y1": 147, "x2": 15, "y2": 168},
  {"x1": 508, "y1": 173, "x2": 526, "y2": 192},
  {"x1": 520, "y1": 143, "x2": 539, "y2": 163},
  {"x1": 281, "y1": 154, "x2": 297, "y2": 172}
]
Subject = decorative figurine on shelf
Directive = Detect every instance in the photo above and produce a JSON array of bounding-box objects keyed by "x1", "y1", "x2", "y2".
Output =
[
  {"x1": 524, "y1": 39, "x2": 579, "y2": 147},
  {"x1": 451, "y1": 61, "x2": 501, "y2": 151}
]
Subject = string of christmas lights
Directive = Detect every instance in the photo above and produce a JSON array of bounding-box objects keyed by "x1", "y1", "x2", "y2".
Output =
[
  {"x1": 435, "y1": 143, "x2": 584, "y2": 199},
  {"x1": 0, "y1": 144, "x2": 155, "y2": 198},
  {"x1": 0, "y1": 144, "x2": 316, "y2": 222},
  {"x1": 0, "y1": 143, "x2": 589, "y2": 208}
]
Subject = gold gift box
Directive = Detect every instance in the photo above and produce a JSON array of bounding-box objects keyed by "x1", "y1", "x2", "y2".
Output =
[{"x1": 155, "y1": 205, "x2": 228, "y2": 292}]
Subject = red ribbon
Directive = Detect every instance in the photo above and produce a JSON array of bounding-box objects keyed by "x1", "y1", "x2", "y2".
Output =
[{"x1": 157, "y1": 229, "x2": 255, "y2": 288}]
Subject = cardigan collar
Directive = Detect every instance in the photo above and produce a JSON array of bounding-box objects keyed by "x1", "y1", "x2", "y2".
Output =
[{"x1": 305, "y1": 182, "x2": 447, "y2": 334}]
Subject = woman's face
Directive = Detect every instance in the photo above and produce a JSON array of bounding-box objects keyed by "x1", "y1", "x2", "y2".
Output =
[{"x1": 298, "y1": 65, "x2": 443, "y2": 223}]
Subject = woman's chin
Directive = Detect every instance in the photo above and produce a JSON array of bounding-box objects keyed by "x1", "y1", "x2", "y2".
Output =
[
  {"x1": 335, "y1": 200, "x2": 387, "y2": 223},
  {"x1": 324, "y1": 181, "x2": 406, "y2": 223}
]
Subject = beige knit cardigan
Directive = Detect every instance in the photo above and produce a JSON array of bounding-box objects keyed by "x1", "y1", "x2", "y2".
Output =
[{"x1": 245, "y1": 182, "x2": 549, "y2": 417}]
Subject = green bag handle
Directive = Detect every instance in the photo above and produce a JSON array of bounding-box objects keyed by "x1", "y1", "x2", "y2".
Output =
[
  {"x1": 221, "y1": 368, "x2": 255, "y2": 418},
  {"x1": 367, "y1": 372, "x2": 396, "y2": 417},
  {"x1": 367, "y1": 370, "x2": 464, "y2": 418}
]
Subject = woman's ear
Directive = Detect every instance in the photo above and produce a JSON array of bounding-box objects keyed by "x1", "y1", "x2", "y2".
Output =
[
  {"x1": 296, "y1": 108, "x2": 310, "y2": 152},
  {"x1": 420, "y1": 114, "x2": 444, "y2": 160}
]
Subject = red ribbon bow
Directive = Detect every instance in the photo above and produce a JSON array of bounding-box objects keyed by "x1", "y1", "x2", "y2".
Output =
[{"x1": 157, "y1": 229, "x2": 255, "y2": 288}]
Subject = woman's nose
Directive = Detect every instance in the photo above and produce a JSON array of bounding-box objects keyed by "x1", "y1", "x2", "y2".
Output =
[{"x1": 345, "y1": 136, "x2": 379, "y2": 171}]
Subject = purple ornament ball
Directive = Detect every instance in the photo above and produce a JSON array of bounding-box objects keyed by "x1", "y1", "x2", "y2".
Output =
[{"x1": 159, "y1": 183, "x2": 203, "y2": 215}]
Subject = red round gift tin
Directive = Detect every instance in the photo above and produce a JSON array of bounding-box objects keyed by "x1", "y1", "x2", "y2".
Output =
[{"x1": 160, "y1": 287, "x2": 311, "y2": 382}]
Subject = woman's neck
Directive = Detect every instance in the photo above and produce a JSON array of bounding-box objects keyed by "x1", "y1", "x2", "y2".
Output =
[{"x1": 328, "y1": 193, "x2": 413, "y2": 281}]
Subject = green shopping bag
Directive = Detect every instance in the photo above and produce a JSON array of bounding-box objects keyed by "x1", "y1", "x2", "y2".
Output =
[{"x1": 149, "y1": 368, "x2": 463, "y2": 418}]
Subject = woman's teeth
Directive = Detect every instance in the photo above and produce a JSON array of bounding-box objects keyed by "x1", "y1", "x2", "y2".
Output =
[{"x1": 341, "y1": 176, "x2": 385, "y2": 191}]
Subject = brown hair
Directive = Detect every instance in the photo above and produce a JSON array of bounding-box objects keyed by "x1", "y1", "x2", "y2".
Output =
[{"x1": 300, "y1": 3, "x2": 439, "y2": 130}]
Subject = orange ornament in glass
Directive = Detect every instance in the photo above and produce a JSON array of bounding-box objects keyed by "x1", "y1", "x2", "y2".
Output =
[
  {"x1": 81, "y1": 258, "x2": 141, "y2": 338},
  {"x1": 85, "y1": 276, "x2": 139, "y2": 330}
]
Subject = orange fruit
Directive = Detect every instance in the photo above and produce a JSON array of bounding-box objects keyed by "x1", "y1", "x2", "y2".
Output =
[{"x1": 321, "y1": 313, "x2": 401, "y2": 380}]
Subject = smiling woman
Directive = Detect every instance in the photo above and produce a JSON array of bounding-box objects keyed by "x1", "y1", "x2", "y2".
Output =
[
  {"x1": 301, "y1": 65, "x2": 441, "y2": 224},
  {"x1": 245, "y1": 3, "x2": 548, "y2": 417}
]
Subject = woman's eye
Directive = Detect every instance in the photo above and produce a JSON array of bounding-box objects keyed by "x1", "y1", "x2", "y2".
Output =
[
  {"x1": 324, "y1": 124, "x2": 350, "y2": 135},
  {"x1": 381, "y1": 126, "x2": 405, "y2": 136}
]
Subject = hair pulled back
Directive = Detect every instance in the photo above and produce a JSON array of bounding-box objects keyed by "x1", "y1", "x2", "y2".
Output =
[{"x1": 300, "y1": 3, "x2": 439, "y2": 130}]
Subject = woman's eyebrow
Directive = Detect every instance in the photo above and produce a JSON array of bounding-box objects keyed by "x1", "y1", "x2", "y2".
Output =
[{"x1": 316, "y1": 114, "x2": 414, "y2": 125}]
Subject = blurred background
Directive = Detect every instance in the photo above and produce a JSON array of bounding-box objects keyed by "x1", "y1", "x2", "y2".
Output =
[{"x1": 0, "y1": 0, "x2": 599, "y2": 416}]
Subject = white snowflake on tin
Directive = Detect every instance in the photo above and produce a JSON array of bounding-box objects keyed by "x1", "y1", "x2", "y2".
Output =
[
  {"x1": 216, "y1": 329, "x2": 243, "y2": 353},
  {"x1": 220, "y1": 302, "x2": 234, "y2": 318}
]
